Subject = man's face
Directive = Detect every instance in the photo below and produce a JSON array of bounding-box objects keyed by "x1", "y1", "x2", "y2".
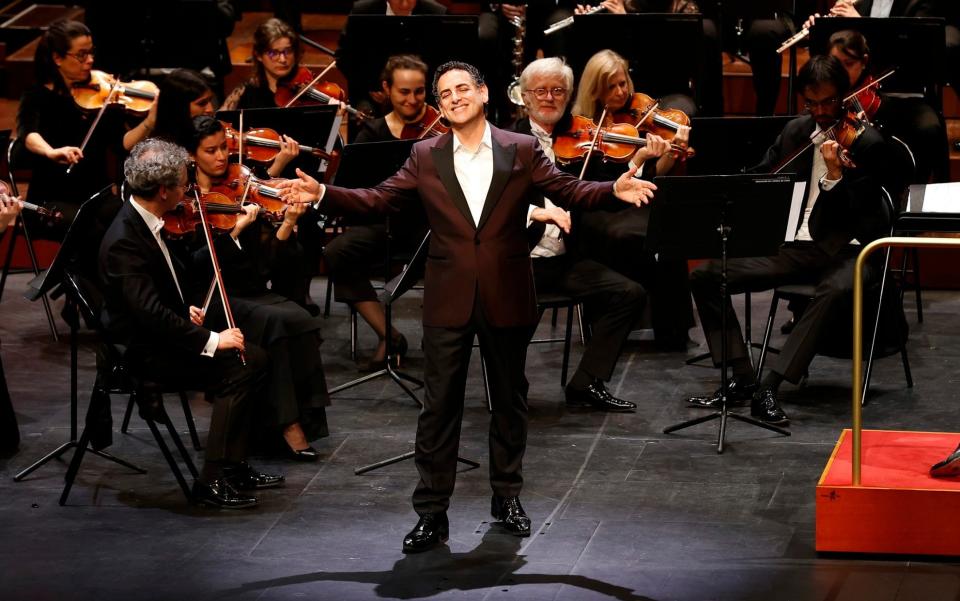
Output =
[
  {"x1": 437, "y1": 69, "x2": 488, "y2": 128},
  {"x1": 388, "y1": 0, "x2": 416, "y2": 15},
  {"x1": 385, "y1": 68, "x2": 426, "y2": 120},
  {"x1": 802, "y1": 83, "x2": 842, "y2": 129},
  {"x1": 522, "y1": 73, "x2": 569, "y2": 129},
  {"x1": 193, "y1": 130, "x2": 229, "y2": 179},
  {"x1": 162, "y1": 167, "x2": 189, "y2": 212}
]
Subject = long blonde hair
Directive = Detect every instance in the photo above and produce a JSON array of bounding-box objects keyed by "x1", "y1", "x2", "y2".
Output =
[{"x1": 571, "y1": 49, "x2": 634, "y2": 120}]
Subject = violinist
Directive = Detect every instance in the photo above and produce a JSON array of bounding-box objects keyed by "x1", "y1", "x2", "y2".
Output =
[
  {"x1": 99, "y1": 138, "x2": 277, "y2": 509},
  {"x1": 827, "y1": 29, "x2": 946, "y2": 183},
  {"x1": 509, "y1": 57, "x2": 645, "y2": 412},
  {"x1": 223, "y1": 18, "x2": 304, "y2": 111},
  {"x1": 685, "y1": 55, "x2": 903, "y2": 426},
  {"x1": 16, "y1": 19, "x2": 151, "y2": 231},
  {"x1": 152, "y1": 69, "x2": 218, "y2": 149},
  {"x1": 569, "y1": 49, "x2": 695, "y2": 350},
  {"x1": 354, "y1": 54, "x2": 435, "y2": 142},
  {"x1": 189, "y1": 116, "x2": 330, "y2": 460}
]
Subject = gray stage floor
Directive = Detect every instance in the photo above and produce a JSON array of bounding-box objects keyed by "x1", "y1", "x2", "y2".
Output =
[{"x1": 2, "y1": 272, "x2": 959, "y2": 601}]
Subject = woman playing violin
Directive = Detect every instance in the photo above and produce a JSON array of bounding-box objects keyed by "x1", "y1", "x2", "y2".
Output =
[
  {"x1": 354, "y1": 54, "x2": 444, "y2": 142},
  {"x1": 188, "y1": 116, "x2": 330, "y2": 460},
  {"x1": 16, "y1": 19, "x2": 151, "y2": 231}
]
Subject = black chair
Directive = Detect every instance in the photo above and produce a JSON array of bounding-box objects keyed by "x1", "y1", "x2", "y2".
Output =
[
  {"x1": 531, "y1": 292, "x2": 582, "y2": 388},
  {"x1": 755, "y1": 188, "x2": 913, "y2": 406},
  {"x1": 59, "y1": 269, "x2": 199, "y2": 505}
]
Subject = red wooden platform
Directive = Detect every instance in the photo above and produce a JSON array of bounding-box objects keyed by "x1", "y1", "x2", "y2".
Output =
[{"x1": 817, "y1": 428, "x2": 960, "y2": 556}]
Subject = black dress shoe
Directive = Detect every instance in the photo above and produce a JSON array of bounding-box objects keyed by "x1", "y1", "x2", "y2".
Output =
[
  {"x1": 287, "y1": 445, "x2": 320, "y2": 462},
  {"x1": 223, "y1": 462, "x2": 285, "y2": 490},
  {"x1": 686, "y1": 375, "x2": 757, "y2": 409},
  {"x1": 565, "y1": 380, "x2": 636, "y2": 412},
  {"x1": 930, "y1": 444, "x2": 960, "y2": 478},
  {"x1": 402, "y1": 513, "x2": 449, "y2": 553},
  {"x1": 751, "y1": 386, "x2": 789, "y2": 426},
  {"x1": 491, "y1": 495, "x2": 531, "y2": 537},
  {"x1": 192, "y1": 478, "x2": 258, "y2": 509}
]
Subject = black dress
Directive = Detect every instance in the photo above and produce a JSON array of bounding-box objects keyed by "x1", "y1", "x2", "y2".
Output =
[{"x1": 222, "y1": 80, "x2": 276, "y2": 111}]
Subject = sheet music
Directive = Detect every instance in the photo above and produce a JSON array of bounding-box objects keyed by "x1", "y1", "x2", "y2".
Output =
[
  {"x1": 908, "y1": 182, "x2": 960, "y2": 213},
  {"x1": 784, "y1": 182, "x2": 806, "y2": 242}
]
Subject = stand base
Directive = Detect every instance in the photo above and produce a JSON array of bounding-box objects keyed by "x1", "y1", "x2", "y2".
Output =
[
  {"x1": 354, "y1": 450, "x2": 480, "y2": 476},
  {"x1": 817, "y1": 428, "x2": 960, "y2": 556},
  {"x1": 663, "y1": 407, "x2": 790, "y2": 454},
  {"x1": 329, "y1": 362, "x2": 423, "y2": 403},
  {"x1": 14, "y1": 440, "x2": 146, "y2": 481}
]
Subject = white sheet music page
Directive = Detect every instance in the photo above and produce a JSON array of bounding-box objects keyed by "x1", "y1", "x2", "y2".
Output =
[
  {"x1": 909, "y1": 183, "x2": 960, "y2": 213},
  {"x1": 784, "y1": 182, "x2": 806, "y2": 242}
]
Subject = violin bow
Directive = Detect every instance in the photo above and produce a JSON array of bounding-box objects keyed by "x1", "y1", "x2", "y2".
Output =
[
  {"x1": 418, "y1": 110, "x2": 445, "y2": 140},
  {"x1": 283, "y1": 61, "x2": 337, "y2": 108},
  {"x1": 578, "y1": 107, "x2": 608, "y2": 180},
  {"x1": 843, "y1": 67, "x2": 897, "y2": 104},
  {"x1": 66, "y1": 77, "x2": 120, "y2": 175},
  {"x1": 193, "y1": 188, "x2": 246, "y2": 366}
]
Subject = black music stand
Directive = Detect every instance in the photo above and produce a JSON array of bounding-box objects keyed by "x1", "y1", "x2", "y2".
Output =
[
  {"x1": 650, "y1": 174, "x2": 795, "y2": 453},
  {"x1": 15, "y1": 188, "x2": 143, "y2": 481},
  {"x1": 568, "y1": 14, "x2": 703, "y2": 102}
]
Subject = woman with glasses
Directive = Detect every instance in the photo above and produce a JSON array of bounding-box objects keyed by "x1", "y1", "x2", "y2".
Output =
[{"x1": 16, "y1": 19, "x2": 149, "y2": 232}]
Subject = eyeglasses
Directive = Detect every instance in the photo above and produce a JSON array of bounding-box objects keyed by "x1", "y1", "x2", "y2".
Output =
[
  {"x1": 66, "y1": 48, "x2": 96, "y2": 63},
  {"x1": 265, "y1": 48, "x2": 294, "y2": 60},
  {"x1": 802, "y1": 96, "x2": 840, "y2": 110},
  {"x1": 525, "y1": 87, "x2": 567, "y2": 100}
]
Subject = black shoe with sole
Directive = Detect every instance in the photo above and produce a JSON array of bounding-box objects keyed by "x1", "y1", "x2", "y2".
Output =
[
  {"x1": 565, "y1": 380, "x2": 636, "y2": 412},
  {"x1": 223, "y1": 462, "x2": 285, "y2": 490},
  {"x1": 686, "y1": 375, "x2": 757, "y2": 409},
  {"x1": 750, "y1": 386, "x2": 790, "y2": 426},
  {"x1": 491, "y1": 495, "x2": 531, "y2": 537},
  {"x1": 402, "y1": 512, "x2": 449, "y2": 553},
  {"x1": 192, "y1": 478, "x2": 258, "y2": 509},
  {"x1": 930, "y1": 444, "x2": 960, "y2": 478}
]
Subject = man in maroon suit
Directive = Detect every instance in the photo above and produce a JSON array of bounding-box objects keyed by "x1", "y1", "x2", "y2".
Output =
[{"x1": 281, "y1": 61, "x2": 655, "y2": 553}]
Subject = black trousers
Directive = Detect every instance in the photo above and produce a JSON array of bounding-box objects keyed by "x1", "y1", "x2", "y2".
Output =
[
  {"x1": 690, "y1": 243, "x2": 881, "y2": 384},
  {"x1": 414, "y1": 296, "x2": 534, "y2": 515},
  {"x1": 128, "y1": 343, "x2": 267, "y2": 464},
  {"x1": 533, "y1": 254, "x2": 645, "y2": 384},
  {"x1": 744, "y1": 18, "x2": 792, "y2": 116},
  {"x1": 0, "y1": 339, "x2": 19, "y2": 454}
]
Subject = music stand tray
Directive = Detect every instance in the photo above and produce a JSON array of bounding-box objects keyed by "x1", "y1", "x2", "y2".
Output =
[{"x1": 647, "y1": 174, "x2": 796, "y2": 453}]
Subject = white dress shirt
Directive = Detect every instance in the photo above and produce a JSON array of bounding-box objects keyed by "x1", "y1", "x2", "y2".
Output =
[
  {"x1": 452, "y1": 122, "x2": 494, "y2": 226},
  {"x1": 795, "y1": 129, "x2": 842, "y2": 242},
  {"x1": 528, "y1": 120, "x2": 567, "y2": 258},
  {"x1": 130, "y1": 198, "x2": 219, "y2": 356},
  {"x1": 870, "y1": 0, "x2": 895, "y2": 18}
]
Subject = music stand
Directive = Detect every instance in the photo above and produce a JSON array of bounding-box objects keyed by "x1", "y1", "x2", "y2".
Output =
[
  {"x1": 649, "y1": 174, "x2": 795, "y2": 453},
  {"x1": 15, "y1": 187, "x2": 143, "y2": 480},
  {"x1": 568, "y1": 14, "x2": 702, "y2": 101}
]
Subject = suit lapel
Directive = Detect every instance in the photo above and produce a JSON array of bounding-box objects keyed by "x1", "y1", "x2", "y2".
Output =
[
  {"x1": 431, "y1": 136, "x2": 476, "y2": 230},
  {"x1": 476, "y1": 135, "x2": 516, "y2": 231}
]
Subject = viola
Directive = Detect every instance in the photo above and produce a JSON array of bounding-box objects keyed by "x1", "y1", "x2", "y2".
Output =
[
  {"x1": 162, "y1": 188, "x2": 243, "y2": 238},
  {"x1": 554, "y1": 115, "x2": 695, "y2": 165},
  {"x1": 399, "y1": 105, "x2": 449, "y2": 140},
  {"x1": 274, "y1": 66, "x2": 366, "y2": 119},
  {"x1": 71, "y1": 70, "x2": 158, "y2": 116},
  {"x1": 220, "y1": 120, "x2": 334, "y2": 164},
  {"x1": 210, "y1": 163, "x2": 297, "y2": 222},
  {"x1": 614, "y1": 92, "x2": 691, "y2": 147}
]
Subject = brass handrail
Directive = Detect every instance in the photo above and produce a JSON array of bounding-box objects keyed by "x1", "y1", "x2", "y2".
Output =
[{"x1": 852, "y1": 236, "x2": 960, "y2": 485}]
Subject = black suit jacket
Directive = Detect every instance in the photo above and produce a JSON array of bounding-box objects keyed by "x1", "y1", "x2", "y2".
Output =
[
  {"x1": 99, "y1": 200, "x2": 210, "y2": 356},
  {"x1": 750, "y1": 114, "x2": 896, "y2": 256},
  {"x1": 349, "y1": 0, "x2": 447, "y2": 14},
  {"x1": 855, "y1": 0, "x2": 937, "y2": 17}
]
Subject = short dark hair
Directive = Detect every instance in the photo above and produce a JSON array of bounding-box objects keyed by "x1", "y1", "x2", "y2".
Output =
[
  {"x1": 797, "y1": 54, "x2": 850, "y2": 99},
  {"x1": 829, "y1": 29, "x2": 870, "y2": 62},
  {"x1": 190, "y1": 115, "x2": 224, "y2": 151},
  {"x1": 432, "y1": 61, "x2": 485, "y2": 103}
]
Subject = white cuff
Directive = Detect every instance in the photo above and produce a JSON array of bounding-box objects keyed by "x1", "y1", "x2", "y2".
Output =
[
  {"x1": 202, "y1": 331, "x2": 219, "y2": 357},
  {"x1": 526, "y1": 204, "x2": 536, "y2": 228},
  {"x1": 820, "y1": 174, "x2": 842, "y2": 191},
  {"x1": 311, "y1": 184, "x2": 326, "y2": 211}
]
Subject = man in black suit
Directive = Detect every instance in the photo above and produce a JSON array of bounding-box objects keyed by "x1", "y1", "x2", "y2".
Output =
[
  {"x1": 510, "y1": 57, "x2": 646, "y2": 413},
  {"x1": 99, "y1": 138, "x2": 278, "y2": 509},
  {"x1": 685, "y1": 55, "x2": 902, "y2": 425},
  {"x1": 349, "y1": 0, "x2": 447, "y2": 15}
]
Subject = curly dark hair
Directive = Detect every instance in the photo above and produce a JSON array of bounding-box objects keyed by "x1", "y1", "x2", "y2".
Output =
[{"x1": 431, "y1": 61, "x2": 485, "y2": 104}]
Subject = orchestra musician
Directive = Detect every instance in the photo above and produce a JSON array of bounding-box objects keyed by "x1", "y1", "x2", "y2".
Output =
[
  {"x1": 569, "y1": 49, "x2": 695, "y2": 350},
  {"x1": 0, "y1": 190, "x2": 22, "y2": 455},
  {"x1": 151, "y1": 69, "x2": 218, "y2": 149},
  {"x1": 685, "y1": 55, "x2": 903, "y2": 425},
  {"x1": 278, "y1": 61, "x2": 656, "y2": 553},
  {"x1": 327, "y1": 54, "x2": 433, "y2": 370},
  {"x1": 99, "y1": 138, "x2": 279, "y2": 509},
  {"x1": 510, "y1": 57, "x2": 646, "y2": 412},
  {"x1": 188, "y1": 116, "x2": 330, "y2": 459},
  {"x1": 742, "y1": 2, "x2": 816, "y2": 115},
  {"x1": 16, "y1": 19, "x2": 152, "y2": 232}
]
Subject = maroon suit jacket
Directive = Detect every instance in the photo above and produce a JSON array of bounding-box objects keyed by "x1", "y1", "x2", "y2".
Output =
[{"x1": 323, "y1": 125, "x2": 616, "y2": 328}]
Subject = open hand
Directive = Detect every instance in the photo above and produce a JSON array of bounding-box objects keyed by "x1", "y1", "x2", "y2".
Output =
[
  {"x1": 613, "y1": 166, "x2": 657, "y2": 206},
  {"x1": 276, "y1": 168, "x2": 322, "y2": 206}
]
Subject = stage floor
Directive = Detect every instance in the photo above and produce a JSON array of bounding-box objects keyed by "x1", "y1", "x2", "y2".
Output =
[{"x1": 2, "y1": 273, "x2": 959, "y2": 600}]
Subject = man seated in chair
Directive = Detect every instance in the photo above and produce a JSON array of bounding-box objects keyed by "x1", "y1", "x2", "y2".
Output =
[
  {"x1": 99, "y1": 138, "x2": 279, "y2": 509},
  {"x1": 510, "y1": 57, "x2": 646, "y2": 412},
  {"x1": 684, "y1": 55, "x2": 903, "y2": 426}
]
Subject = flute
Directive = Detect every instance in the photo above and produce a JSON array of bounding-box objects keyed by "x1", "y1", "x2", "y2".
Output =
[
  {"x1": 776, "y1": 0, "x2": 859, "y2": 54},
  {"x1": 544, "y1": 5, "x2": 605, "y2": 36}
]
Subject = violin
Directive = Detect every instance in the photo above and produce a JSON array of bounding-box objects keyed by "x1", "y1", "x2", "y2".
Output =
[
  {"x1": 844, "y1": 68, "x2": 896, "y2": 124},
  {"x1": 274, "y1": 66, "x2": 366, "y2": 119},
  {"x1": 399, "y1": 105, "x2": 449, "y2": 140},
  {"x1": 614, "y1": 92, "x2": 691, "y2": 147},
  {"x1": 554, "y1": 115, "x2": 695, "y2": 165},
  {"x1": 220, "y1": 121, "x2": 334, "y2": 164},
  {"x1": 162, "y1": 188, "x2": 243, "y2": 238},
  {"x1": 70, "y1": 70, "x2": 158, "y2": 115},
  {"x1": 210, "y1": 163, "x2": 297, "y2": 222}
]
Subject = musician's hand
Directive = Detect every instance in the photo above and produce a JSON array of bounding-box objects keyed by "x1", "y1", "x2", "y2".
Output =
[
  {"x1": 613, "y1": 166, "x2": 657, "y2": 206},
  {"x1": 597, "y1": 0, "x2": 626, "y2": 14},
  {"x1": 277, "y1": 168, "x2": 322, "y2": 205},
  {"x1": 282, "y1": 197, "x2": 307, "y2": 226},
  {"x1": 635, "y1": 133, "x2": 670, "y2": 162},
  {"x1": 231, "y1": 204, "x2": 259, "y2": 238},
  {"x1": 48, "y1": 146, "x2": 83, "y2": 165},
  {"x1": 500, "y1": 4, "x2": 524, "y2": 19},
  {"x1": 829, "y1": 2, "x2": 860, "y2": 17},
  {"x1": 821, "y1": 140, "x2": 844, "y2": 179},
  {"x1": 802, "y1": 13, "x2": 821, "y2": 31},
  {"x1": 0, "y1": 194, "x2": 21, "y2": 233},
  {"x1": 270, "y1": 134, "x2": 300, "y2": 175},
  {"x1": 217, "y1": 328, "x2": 245, "y2": 352},
  {"x1": 673, "y1": 124, "x2": 691, "y2": 148},
  {"x1": 531, "y1": 205, "x2": 572, "y2": 234},
  {"x1": 189, "y1": 306, "x2": 205, "y2": 326}
]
